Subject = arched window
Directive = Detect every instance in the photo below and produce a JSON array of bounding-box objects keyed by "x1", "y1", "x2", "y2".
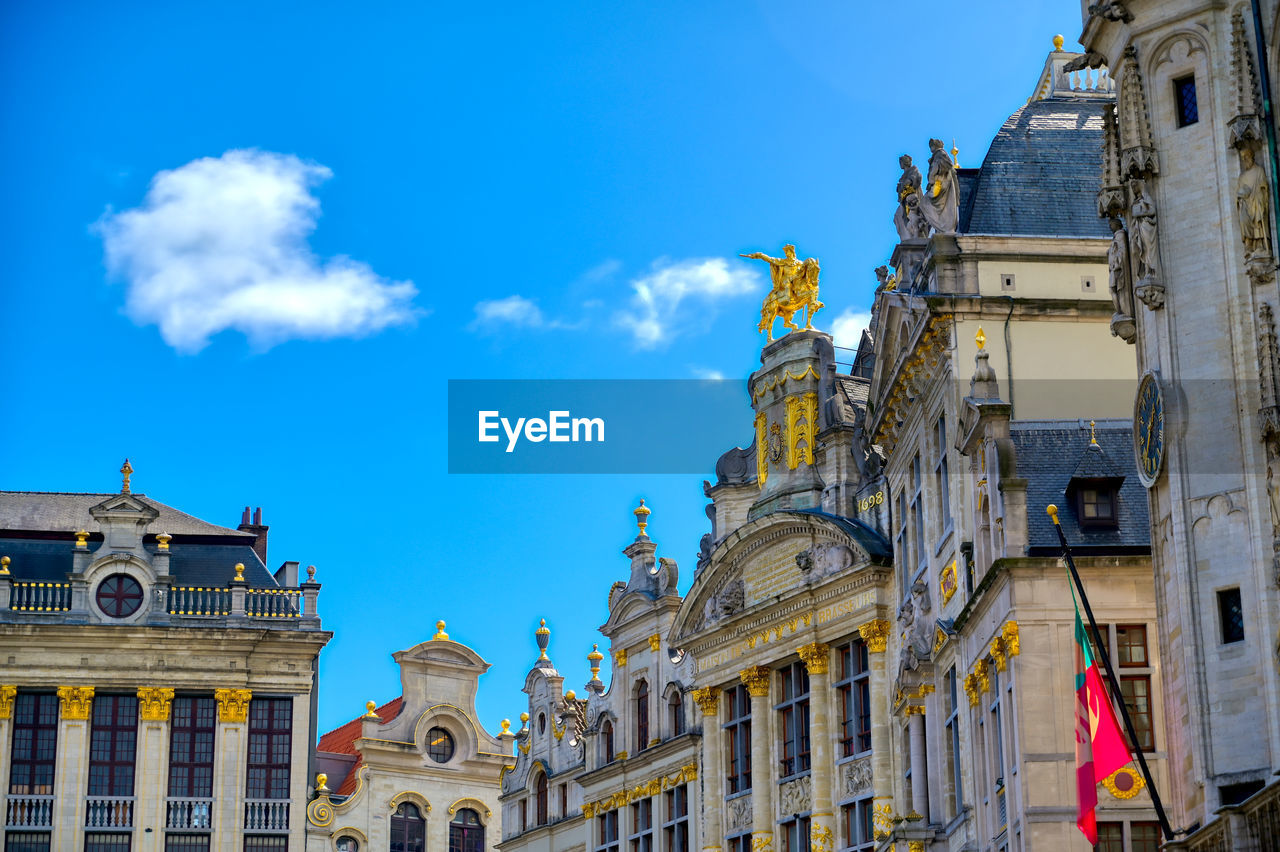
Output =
[
  {"x1": 601, "y1": 719, "x2": 615, "y2": 764},
  {"x1": 449, "y1": 808, "x2": 484, "y2": 852},
  {"x1": 336, "y1": 838, "x2": 360, "y2": 852},
  {"x1": 635, "y1": 680, "x2": 649, "y2": 750},
  {"x1": 536, "y1": 771, "x2": 549, "y2": 826},
  {"x1": 667, "y1": 688, "x2": 685, "y2": 737},
  {"x1": 390, "y1": 802, "x2": 425, "y2": 852}
]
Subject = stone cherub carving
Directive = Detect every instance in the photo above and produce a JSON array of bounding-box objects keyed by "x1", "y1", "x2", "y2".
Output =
[
  {"x1": 1128, "y1": 178, "x2": 1164, "y2": 308},
  {"x1": 1107, "y1": 217, "x2": 1137, "y2": 342},
  {"x1": 893, "y1": 155, "x2": 929, "y2": 241},
  {"x1": 1238, "y1": 146, "x2": 1272, "y2": 260},
  {"x1": 741, "y1": 244, "x2": 824, "y2": 342},
  {"x1": 920, "y1": 138, "x2": 959, "y2": 234}
]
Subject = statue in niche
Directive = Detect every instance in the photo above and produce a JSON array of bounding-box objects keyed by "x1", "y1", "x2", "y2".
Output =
[
  {"x1": 1128, "y1": 178, "x2": 1160, "y2": 282},
  {"x1": 1238, "y1": 146, "x2": 1272, "y2": 260},
  {"x1": 1268, "y1": 466, "x2": 1280, "y2": 529},
  {"x1": 1107, "y1": 217, "x2": 1137, "y2": 342},
  {"x1": 919, "y1": 138, "x2": 959, "y2": 234},
  {"x1": 893, "y1": 155, "x2": 929, "y2": 241}
]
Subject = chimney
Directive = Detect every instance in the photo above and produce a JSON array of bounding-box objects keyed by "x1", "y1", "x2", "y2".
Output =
[{"x1": 237, "y1": 506, "x2": 269, "y2": 566}]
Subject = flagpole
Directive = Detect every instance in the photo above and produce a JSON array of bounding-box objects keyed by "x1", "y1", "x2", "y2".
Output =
[{"x1": 1047, "y1": 504, "x2": 1175, "y2": 841}]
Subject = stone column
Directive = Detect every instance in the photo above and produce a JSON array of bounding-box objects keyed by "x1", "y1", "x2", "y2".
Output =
[
  {"x1": 213, "y1": 689, "x2": 251, "y2": 852},
  {"x1": 135, "y1": 688, "x2": 174, "y2": 852},
  {"x1": 691, "y1": 687, "x2": 723, "y2": 852},
  {"x1": 740, "y1": 666, "x2": 773, "y2": 852},
  {"x1": 857, "y1": 620, "x2": 892, "y2": 842},
  {"x1": 796, "y1": 644, "x2": 834, "y2": 852},
  {"x1": 52, "y1": 686, "x2": 95, "y2": 850},
  {"x1": 907, "y1": 710, "x2": 928, "y2": 821}
]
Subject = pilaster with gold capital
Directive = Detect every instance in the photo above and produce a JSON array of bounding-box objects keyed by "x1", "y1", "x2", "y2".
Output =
[
  {"x1": 0, "y1": 685, "x2": 13, "y2": 836},
  {"x1": 136, "y1": 687, "x2": 175, "y2": 847},
  {"x1": 863, "y1": 623, "x2": 893, "y2": 831},
  {"x1": 740, "y1": 667, "x2": 774, "y2": 849},
  {"x1": 214, "y1": 688, "x2": 253, "y2": 846},
  {"x1": 52, "y1": 687, "x2": 95, "y2": 848},
  {"x1": 697, "y1": 686, "x2": 724, "y2": 852},
  {"x1": 798, "y1": 644, "x2": 834, "y2": 851}
]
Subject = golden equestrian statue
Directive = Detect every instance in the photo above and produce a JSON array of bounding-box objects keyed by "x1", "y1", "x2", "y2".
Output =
[{"x1": 739, "y1": 243, "x2": 823, "y2": 342}]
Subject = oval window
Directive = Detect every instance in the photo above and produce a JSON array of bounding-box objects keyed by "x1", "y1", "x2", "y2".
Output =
[
  {"x1": 96, "y1": 574, "x2": 144, "y2": 618},
  {"x1": 426, "y1": 726, "x2": 455, "y2": 763}
]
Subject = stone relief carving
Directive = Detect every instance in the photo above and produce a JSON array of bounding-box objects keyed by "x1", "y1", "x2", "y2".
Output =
[
  {"x1": 841, "y1": 757, "x2": 874, "y2": 797},
  {"x1": 727, "y1": 795, "x2": 753, "y2": 830},
  {"x1": 1107, "y1": 217, "x2": 1136, "y2": 342},
  {"x1": 1128, "y1": 178, "x2": 1164, "y2": 309},
  {"x1": 700, "y1": 577, "x2": 746, "y2": 630},
  {"x1": 920, "y1": 139, "x2": 959, "y2": 235},
  {"x1": 893, "y1": 155, "x2": 930, "y2": 241},
  {"x1": 795, "y1": 549, "x2": 814, "y2": 574},
  {"x1": 1087, "y1": 1, "x2": 1133, "y2": 23},
  {"x1": 779, "y1": 775, "x2": 812, "y2": 816},
  {"x1": 897, "y1": 580, "x2": 934, "y2": 673}
]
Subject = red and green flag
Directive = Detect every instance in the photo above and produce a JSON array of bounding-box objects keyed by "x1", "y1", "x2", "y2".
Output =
[{"x1": 1073, "y1": 601, "x2": 1133, "y2": 844}]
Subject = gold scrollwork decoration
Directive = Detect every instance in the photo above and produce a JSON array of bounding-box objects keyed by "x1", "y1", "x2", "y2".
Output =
[
  {"x1": 755, "y1": 412, "x2": 769, "y2": 489},
  {"x1": 796, "y1": 642, "x2": 830, "y2": 675},
  {"x1": 858, "y1": 619, "x2": 891, "y2": 653},
  {"x1": 0, "y1": 685, "x2": 16, "y2": 719},
  {"x1": 872, "y1": 800, "x2": 893, "y2": 839},
  {"x1": 448, "y1": 797, "x2": 493, "y2": 819},
  {"x1": 739, "y1": 666, "x2": 772, "y2": 697},
  {"x1": 1100, "y1": 767, "x2": 1146, "y2": 800},
  {"x1": 809, "y1": 825, "x2": 834, "y2": 852},
  {"x1": 307, "y1": 796, "x2": 334, "y2": 827},
  {"x1": 963, "y1": 673, "x2": 981, "y2": 707},
  {"x1": 939, "y1": 559, "x2": 958, "y2": 604},
  {"x1": 1002, "y1": 621, "x2": 1020, "y2": 657},
  {"x1": 214, "y1": 688, "x2": 252, "y2": 723},
  {"x1": 137, "y1": 687, "x2": 175, "y2": 721},
  {"x1": 581, "y1": 763, "x2": 698, "y2": 818},
  {"x1": 990, "y1": 636, "x2": 1008, "y2": 672},
  {"x1": 750, "y1": 834, "x2": 775, "y2": 852},
  {"x1": 691, "y1": 686, "x2": 720, "y2": 716},
  {"x1": 57, "y1": 686, "x2": 94, "y2": 720},
  {"x1": 648, "y1": 634, "x2": 661, "y2": 652},
  {"x1": 785, "y1": 392, "x2": 819, "y2": 470}
]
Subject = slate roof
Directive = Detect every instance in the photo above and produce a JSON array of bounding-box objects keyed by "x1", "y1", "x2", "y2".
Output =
[
  {"x1": 316, "y1": 696, "x2": 406, "y2": 796},
  {"x1": 961, "y1": 97, "x2": 1111, "y2": 239},
  {"x1": 0, "y1": 538, "x2": 278, "y2": 587},
  {"x1": 0, "y1": 492, "x2": 253, "y2": 538},
  {"x1": 1012, "y1": 423, "x2": 1150, "y2": 553}
]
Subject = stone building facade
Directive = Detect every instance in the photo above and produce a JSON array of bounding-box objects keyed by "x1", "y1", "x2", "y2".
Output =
[
  {"x1": 0, "y1": 469, "x2": 330, "y2": 851},
  {"x1": 307, "y1": 623, "x2": 511, "y2": 852}
]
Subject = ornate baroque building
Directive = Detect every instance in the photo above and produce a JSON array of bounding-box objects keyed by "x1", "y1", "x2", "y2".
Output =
[{"x1": 0, "y1": 467, "x2": 330, "y2": 851}]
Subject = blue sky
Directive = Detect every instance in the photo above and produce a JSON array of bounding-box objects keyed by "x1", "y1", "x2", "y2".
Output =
[{"x1": 2, "y1": 0, "x2": 1080, "y2": 735}]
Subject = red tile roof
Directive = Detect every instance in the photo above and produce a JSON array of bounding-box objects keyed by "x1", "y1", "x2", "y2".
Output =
[{"x1": 317, "y1": 697, "x2": 404, "y2": 796}]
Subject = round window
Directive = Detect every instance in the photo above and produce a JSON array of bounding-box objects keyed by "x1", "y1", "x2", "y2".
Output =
[
  {"x1": 426, "y1": 726, "x2": 455, "y2": 763},
  {"x1": 96, "y1": 574, "x2": 144, "y2": 618}
]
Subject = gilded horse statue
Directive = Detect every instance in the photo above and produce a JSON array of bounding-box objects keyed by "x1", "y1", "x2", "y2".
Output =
[{"x1": 740, "y1": 244, "x2": 824, "y2": 342}]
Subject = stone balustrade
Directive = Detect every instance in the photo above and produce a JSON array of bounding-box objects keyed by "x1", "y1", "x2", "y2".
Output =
[
  {"x1": 84, "y1": 796, "x2": 134, "y2": 829},
  {"x1": 5, "y1": 794, "x2": 54, "y2": 829},
  {"x1": 9, "y1": 581, "x2": 71, "y2": 612},
  {"x1": 244, "y1": 799, "x2": 289, "y2": 833},
  {"x1": 166, "y1": 796, "x2": 214, "y2": 830}
]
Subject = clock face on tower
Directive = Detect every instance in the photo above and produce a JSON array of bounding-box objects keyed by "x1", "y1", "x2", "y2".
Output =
[{"x1": 1134, "y1": 372, "x2": 1165, "y2": 487}]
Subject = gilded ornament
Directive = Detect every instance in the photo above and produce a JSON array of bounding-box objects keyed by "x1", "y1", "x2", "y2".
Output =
[
  {"x1": 120, "y1": 458, "x2": 133, "y2": 493},
  {"x1": 975, "y1": 326, "x2": 986, "y2": 350},
  {"x1": 0, "y1": 685, "x2": 16, "y2": 719},
  {"x1": 74, "y1": 529, "x2": 89, "y2": 549},
  {"x1": 769, "y1": 423, "x2": 783, "y2": 464},
  {"x1": 932, "y1": 626, "x2": 948, "y2": 654},
  {"x1": 306, "y1": 797, "x2": 334, "y2": 827},
  {"x1": 433, "y1": 620, "x2": 449, "y2": 640},
  {"x1": 316, "y1": 772, "x2": 329, "y2": 792},
  {"x1": 691, "y1": 686, "x2": 720, "y2": 716},
  {"x1": 750, "y1": 835, "x2": 774, "y2": 852},
  {"x1": 499, "y1": 719, "x2": 512, "y2": 736},
  {"x1": 909, "y1": 842, "x2": 925, "y2": 852},
  {"x1": 137, "y1": 687, "x2": 175, "y2": 721},
  {"x1": 233, "y1": 563, "x2": 245, "y2": 582},
  {"x1": 939, "y1": 559, "x2": 958, "y2": 604},
  {"x1": 990, "y1": 637, "x2": 1008, "y2": 672},
  {"x1": 363, "y1": 700, "x2": 380, "y2": 719},
  {"x1": 739, "y1": 665, "x2": 772, "y2": 697},
  {"x1": 754, "y1": 412, "x2": 769, "y2": 489},
  {"x1": 156, "y1": 532, "x2": 171, "y2": 551},
  {"x1": 1101, "y1": 767, "x2": 1146, "y2": 800},
  {"x1": 634, "y1": 499, "x2": 651, "y2": 537},
  {"x1": 858, "y1": 619, "x2": 891, "y2": 653},
  {"x1": 214, "y1": 688, "x2": 252, "y2": 723},
  {"x1": 741, "y1": 244, "x2": 824, "y2": 342},
  {"x1": 796, "y1": 642, "x2": 831, "y2": 675},
  {"x1": 588, "y1": 644, "x2": 605, "y2": 682},
  {"x1": 974, "y1": 658, "x2": 991, "y2": 693},
  {"x1": 872, "y1": 801, "x2": 894, "y2": 839},
  {"x1": 904, "y1": 704, "x2": 926, "y2": 716},
  {"x1": 809, "y1": 825, "x2": 834, "y2": 852},
  {"x1": 615, "y1": 648, "x2": 628, "y2": 667},
  {"x1": 552, "y1": 718, "x2": 566, "y2": 741},
  {"x1": 648, "y1": 633, "x2": 661, "y2": 652},
  {"x1": 448, "y1": 797, "x2": 493, "y2": 818},
  {"x1": 963, "y1": 673, "x2": 980, "y2": 707},
  {"x1": 785, "y1": 393, "x2": 819, "y2": 470},
  {"x1": 615, "y1": 750, "x2": 628, "y2": 761},
  {"x1": 1002, "y1": 621, "x2": 1020, "y2": 657},
  {"x1": 57, "y1": 685, "x2": 94, "y2": 720},
  {"x1": 0, "y1": 556, "x2": 8, "y2": 575}
]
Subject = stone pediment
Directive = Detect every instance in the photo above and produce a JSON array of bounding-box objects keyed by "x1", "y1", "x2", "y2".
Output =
[{"x1": 671, "y1": 510, "x2": 888, "y2": 646}]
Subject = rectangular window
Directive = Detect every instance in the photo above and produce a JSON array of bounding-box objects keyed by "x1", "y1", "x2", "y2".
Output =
[
  {"x1": 835, "y1": 640, "x2": 871, "y2": 757},
  {"x1": 1119, "y1": 676, "x2": 1155, "y2": 752},
  {"x1": 242, "y1": 840, "x2": 287, "y2": 852},
  {"x1": 4, "y1": 834, "x2": 52, "y2": 852},
  {"x1": 911, "y1": 454, "x2": 925, "y2": 574},
  {"x1": 780, "y1": 816, "x2": 811, "y2": 852},
  {"x1": 1092, "y1": 822, "x2": 1122, "y2": 852},
  {"x1": 662, "y1": 785, "x2": 689, "y2": 852},
  {"x1": 945, "y1": 667, "x2": 962, "y2": 817},
  {"x1": 9, "y1": 692, "x2": 58, "y2": 795},
  {"x1": 246, "y1": 698, "x2": 292, "y2": 800},
  {"x1": 519, "y1": 800, "x2": 528, "y2": 833},
  {"x1": 1174, "y1": 75, "x2": 1198, "y2": 127},
  {"x1": 935, "y1": 416, "x2": 951, "y2": 532},
  {"x1": 89, "y1": 695, "x2": 138, "y2": 797},
  {"x1": 596, "y1": 811, "x2": 620, "y2": 852},
  {"x1": 894, "y1": 490, "x2": 907, "y2": 596},
  {"x1": 629, "y1": 799, "x2": 654, "y2": 852},
  {"x1": 163, "y1": 838, "x2": 210, "y2": 852},
  {"x1": 560, "y1": 784, "x2": 568, "y2": 819},
  {"x1": 725, "y1": 685, "x2": 752, "y2": 794},
  {"x1": 840, "y1": 799, "x2": 874, "y2": 852},
  {"x1": 1131, "y1": 822, "x2": 1162, "y2": 852},
  {"x1": 1218, "y1": 588, "x2": 1244, "y2": 643},
  {"x1": 1079, "y1": 487, "x2": 1117, "y2": 526},
  {"x1": 777, "y1": 662, "x2": 811, "y2": 778},
  {"x1": 1116, "y1": 625, "x2": 1148, "y2": 667},
  {"x1": 169, "y1": 697, "x2": 216, "y2": 800},
  {"x1": 727, "y1": 836, "x2": 751, "y2": 852},
  {"x1": 84, "y1": 834, "x2": 131, "y2": 852}
]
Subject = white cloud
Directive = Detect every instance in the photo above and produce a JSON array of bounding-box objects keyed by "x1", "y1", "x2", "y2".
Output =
[
  {"x1": 616, "y1": 257, "x2": 759, "y2": 348},
  {"x1": 469, "y1": 295, "x2": 546, "y2": 331},
  {"x1": 96, "y1": 149, "x2": 417, "y2": 352},
  {"x1": 831, "y1": 308, "x2": 872, "y2": 352},
  {"x1": 692, "y1": 367, "x2": 726, "y2": 380}
]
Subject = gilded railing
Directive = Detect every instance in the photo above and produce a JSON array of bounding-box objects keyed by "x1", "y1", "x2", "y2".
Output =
[
  {"x1": 10, "y1": 582, "x2": 71, "y2": 612},
  {"x1": 168, "y1": 587, "x2": 230, "y2": 616},
  {"x1": 245, "y1": 589, "x2": 301, "y2": 618}
]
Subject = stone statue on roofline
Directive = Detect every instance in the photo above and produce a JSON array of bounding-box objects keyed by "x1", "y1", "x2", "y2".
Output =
[
  {"x1": 893, "y1": 155, "x2": 929, "y2": 241},
  {"x1": 1107, "y1": 217, "x2": 1136, "y2": 343},
  {"x1": 919, "y1": 138, "x2": 959, "y2": 235}
]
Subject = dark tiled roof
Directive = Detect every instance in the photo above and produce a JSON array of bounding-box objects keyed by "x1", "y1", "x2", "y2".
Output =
[
  {"x1": 962, "y1": 97, "x2": 1111, "y2": 239},
  {"x1": 1013, "y1": 424, "x2": 1150, "y2": 552},
  {"x1": 0, "y1": 539, "x2": 277, "y2": 587},
  {"x1": 0, "y1": 492, "x2": 252, "y2": 538},
  {"x1": 785, "y1": 509, "x2": 892, "y2": 562},
  {"x1": 317, "y1": 697, "x2": 406, "y2": 796}
]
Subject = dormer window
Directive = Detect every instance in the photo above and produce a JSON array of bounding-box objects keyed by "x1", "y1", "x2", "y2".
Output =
[{"x1": 1076, "y1": 483, "x2": 1119, "y2": 529}]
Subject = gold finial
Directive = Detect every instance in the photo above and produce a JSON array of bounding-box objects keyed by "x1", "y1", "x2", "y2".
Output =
[
  {"x1": 535, "y1": 618, "x2": 551, "y2": 661},
  {"x1": 565, "y1": 689, "x2": 576, "y2": 701},
  {"x1": 315, "y1": 772, "x2": 329, "y2": 792},
  {"x1": 363, "y1": 701, "x2": 379, "y2": 719},
  {"x1": 433, "y1": 620, "x2": 449, "y2": 640},
  {"x1": 588, "y1": 643, "x2": 604, "y2": 682},
  {"x1": 120, "y1": 458, "x2": 133, "y2": 493},
  {"x1": 634, "y1": 499, "x2": 651, "y2": 537},
  {"x1": 306, "y1": 564, "x2": 316, "y2": 581},
  {"x1": 233, "y1": 563, "x2": 245, "y2": 582},
  {"x1": 1046, "y1": 504, "x2": 1060, "y2": 526},
  {"x1": 1053, "y1": 33, "x2": 1065, "y2": 51},
  {"x1": 0, "y1": 556, "x2": 9, "y2": 575},
  {"x1": 951, "y1": 138, "x2": 960, "y2": 169},
  {"x1": 520, "y1": 711, "x2": 530, "y2": 724},
  {"x1": 75, "y1": 530, "x2": 89, "y2": 549},
  {"x1": 1089, "y1": 420, "x2": 1098, "y2": 446},
  {"x1": 156, "y1": 532, "x2": 171, "y2": 551},
  {"x1": 500, "y1": 718, "x2": 512, "y2": 735},
  {"x1": 975, "y1": 327, "x2": 986, "y2": 350}
]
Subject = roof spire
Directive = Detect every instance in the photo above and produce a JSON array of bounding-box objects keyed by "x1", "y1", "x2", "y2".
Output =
[
  {"x1": 1089, "y1": 420, "x2": 1099, "y2": 446},
  {"x1": 634, "y1": 499, "x2": 651, "y2": 538},
  {"x1": 120, "y1": 459, "x2": 133, "y2": 494}
]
